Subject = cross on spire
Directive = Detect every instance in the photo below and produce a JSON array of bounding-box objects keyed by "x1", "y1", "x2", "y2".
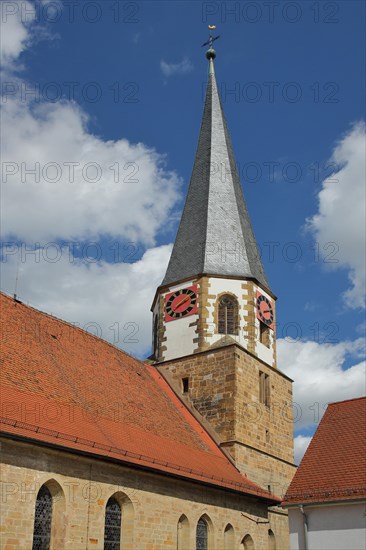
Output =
[
  {"x1": 201, "y1": 25, "x2": 220, "y2": 60},
  {"x1": 161, "y1": 40, "x2": 270, "y2": 291}
]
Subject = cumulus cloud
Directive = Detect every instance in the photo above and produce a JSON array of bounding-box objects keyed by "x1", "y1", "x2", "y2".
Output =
[
  {"x1": 0, "y1": 2, "x2": 180, "y2": 360},
  {"x1": 160, "y1": 56, "x2": 193, "y2": 77},
  {"x1": 306, "y1": 122, "x2": 366, "y2": 309},
  {"x1": 1, "y1": 244, "x2": 172, "y2": 358},
  {"x1": 278, "y1": 337, "x2": 366, "y2": 431},
  {"x1": 0, "y1": 0, "x2": 35, "y2": 68},
  {"x1": 1, "y1": 98, "x2": 181, "y2": 243},
  {"x1": 0, "y1": 2, "x2": 181, "y2": 245}
]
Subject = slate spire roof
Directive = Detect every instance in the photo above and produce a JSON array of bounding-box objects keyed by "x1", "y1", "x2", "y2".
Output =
[{"x1": 162, "y1": 55, "x2": 270, "y2": 290}]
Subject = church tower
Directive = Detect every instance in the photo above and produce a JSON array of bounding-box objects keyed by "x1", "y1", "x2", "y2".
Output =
[{"x1": 151, "y1": 42, "x2": 295, "y2": 517}]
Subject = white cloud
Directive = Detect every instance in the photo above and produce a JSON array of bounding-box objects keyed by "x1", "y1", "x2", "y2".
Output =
[
  {"x1": 0, "y1": 3, "x2": 182, "y2": 245},
  {"x1": 294, "y1": 435, "x2": 312, "y2": 465},
  {"x1": 0, "y1": 4, "x2": 180, "y2": 360},
  {"x1": 1, "y1": 244, "x2": 172, "y2": 358},
  {"x1": 160, "y1": 56, "x2": 193, "y2": 77},
  {"x1": 278, "y1": 338, "x2": 366, "y2": 431},
  {"x1": 306, "y1": 122, "x2": 366, "y2": 309},
  {"x1": 1, "y1": 98, "x2": 181, "y2": 244},
  {"x1": 0, "y1": 0, "x2": 35, "y2": 68}
]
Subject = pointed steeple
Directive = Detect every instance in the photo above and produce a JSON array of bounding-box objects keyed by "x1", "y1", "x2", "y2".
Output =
[{"x1": 162, "y1": 47, "x2": 270, "y2": 291}]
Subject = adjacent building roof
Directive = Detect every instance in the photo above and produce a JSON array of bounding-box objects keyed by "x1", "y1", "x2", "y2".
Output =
[
  {"x1": 282, "y1": 397, "x2": 366, "y2": 506},
  {"x1": 0, "y1": 292, "x2": 277, "y2": 503},
  {"x1": 161, "y1": 58, "x2": 270, "y2": 291}
]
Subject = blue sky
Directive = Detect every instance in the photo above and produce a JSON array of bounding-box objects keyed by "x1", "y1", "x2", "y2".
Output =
[{"x1": 1, "y1": 0, "x2": 365, "y2": 463}]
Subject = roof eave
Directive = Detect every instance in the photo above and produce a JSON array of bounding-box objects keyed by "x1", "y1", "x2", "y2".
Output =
[
  {"x1": 282, "y1": 495, "x2": 366, "y2": 508},
  {"x1": 0, "y1": 431, "x2": 279, "y2": 505}
]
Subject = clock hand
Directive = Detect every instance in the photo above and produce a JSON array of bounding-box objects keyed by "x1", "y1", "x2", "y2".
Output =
[{"x1": 173, "y1": 295, "x2": 190, "y2": 310}]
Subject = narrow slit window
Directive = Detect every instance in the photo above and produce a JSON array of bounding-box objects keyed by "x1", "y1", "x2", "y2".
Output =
[
  {"x1": 259, "y1": 371, "x2": 270, "y2": 407},
  {"x1": 153, "y1": 316, "x2": 159, "y2": 357},
  {"x1": 182, "y1": 377, "x2": 189, "y2": 394}
]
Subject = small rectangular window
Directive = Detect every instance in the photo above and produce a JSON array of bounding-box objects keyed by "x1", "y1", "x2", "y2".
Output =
[
  {"x1": 259, "y1": 371, "x2": 270, "y2": 407},
  {"x1": 259, "y1": 321, "x2": 270, "y2": 347},
  {"x1": 182, "y1": 377, "x2": 189, "y2": 394}
]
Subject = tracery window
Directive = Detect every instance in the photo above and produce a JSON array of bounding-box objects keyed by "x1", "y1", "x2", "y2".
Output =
[
  {"x1": 196, "y1": 517, "x2": 208, "y2": 550},
  {"x1": 218, "y1": 295, "x2": 238, "y2": 335},
  {"x1": 32, "y1": 485, "x2": 52, "y2": 550},
  {"x1": 104, "y1": 497, "x2": 122, "y2": 550}
]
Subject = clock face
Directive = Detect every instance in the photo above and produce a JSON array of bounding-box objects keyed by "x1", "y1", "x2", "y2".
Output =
[
  {"x1": 256, "y1": 291, "x2": 274, "y2": 330},
  {"x1": 164, "y1": 285, "x2": 198, "y2": 322}
]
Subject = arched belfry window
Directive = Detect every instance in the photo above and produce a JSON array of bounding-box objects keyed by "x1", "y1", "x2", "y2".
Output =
[
  {"x1": 104, "y1": 497, "x2": 122, "y2": 550},
  {"x1": 218, "y1": 294, "x2": 238, "y2": 335},
  {"x1": 196, "y1": 517, "x2": 208, "y2": 550},
  {"x1": 32, "y1": 485, "x2": 53, "y2": 550}
]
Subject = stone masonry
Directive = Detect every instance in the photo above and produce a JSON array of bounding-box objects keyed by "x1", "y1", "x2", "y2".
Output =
[{"x1": 1, "y1": 438, "x2": 288, "y2": 550}]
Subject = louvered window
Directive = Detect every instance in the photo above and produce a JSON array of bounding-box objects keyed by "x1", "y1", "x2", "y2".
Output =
[
  {"x1": 218, "y1": 295, "x2": 238, "y2": 335},
  {"x1": 104, "y1": 497, "x2": 122, "y2": 550},
  {"x1": 32, "y1": 486, "x2": 52, "y2": 550},
  {"x1": 259, "y1": 321, "x2": 270, "y2": 347},
  {"x1": 259, "y1": 371, "x2": 270, "y2": 407},
  {"x1": 196, "y1": 517, "x2": 208, "y2": 550}
]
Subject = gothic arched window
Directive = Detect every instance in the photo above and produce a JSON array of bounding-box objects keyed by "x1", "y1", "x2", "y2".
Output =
[
  {"x1": 268, "y1": 529, "x2": 276, "y2": 550},
  {"x1": 32, "y1": 485, "x2": 53, "y2": 550},
  {"x1": 196, "y1": 517, "x2": 209, "y2": 550},
  {"x1": 104, "y1": 497, "x2": 122, "y2": 550},
  {"x1": 241, "y1": 534, "x2": 255, "y2": 550},
  {"x1": 218, "y1": 295, "x2": 238, "y2": 335},
  {"x1": 177, "y1": 514, "x2": 190, "y2": 549},
  {"x1": 224, "y1": 523, "x2": 235, "y2": 549}
]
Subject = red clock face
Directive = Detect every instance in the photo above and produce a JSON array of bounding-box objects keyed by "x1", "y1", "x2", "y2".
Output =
[
  {"x1": 256, "y1": 291, "x2": 274, "y2": 330},
  {"x1": 165, "y1": 285, "x2": 198, "y2": 322}
]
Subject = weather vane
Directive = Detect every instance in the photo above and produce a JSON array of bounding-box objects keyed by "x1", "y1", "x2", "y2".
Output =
[{"x1": 201, "y1": 25, "x2": 220, "y2": 52}]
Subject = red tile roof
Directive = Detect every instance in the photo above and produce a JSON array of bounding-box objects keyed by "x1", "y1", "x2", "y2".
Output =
[
  {"x1": 282, "y1": 397, "x2": 366, "y2": 506},
  {"x1": 0, "y1": 292, "x2": 277, "y2": 503}
]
